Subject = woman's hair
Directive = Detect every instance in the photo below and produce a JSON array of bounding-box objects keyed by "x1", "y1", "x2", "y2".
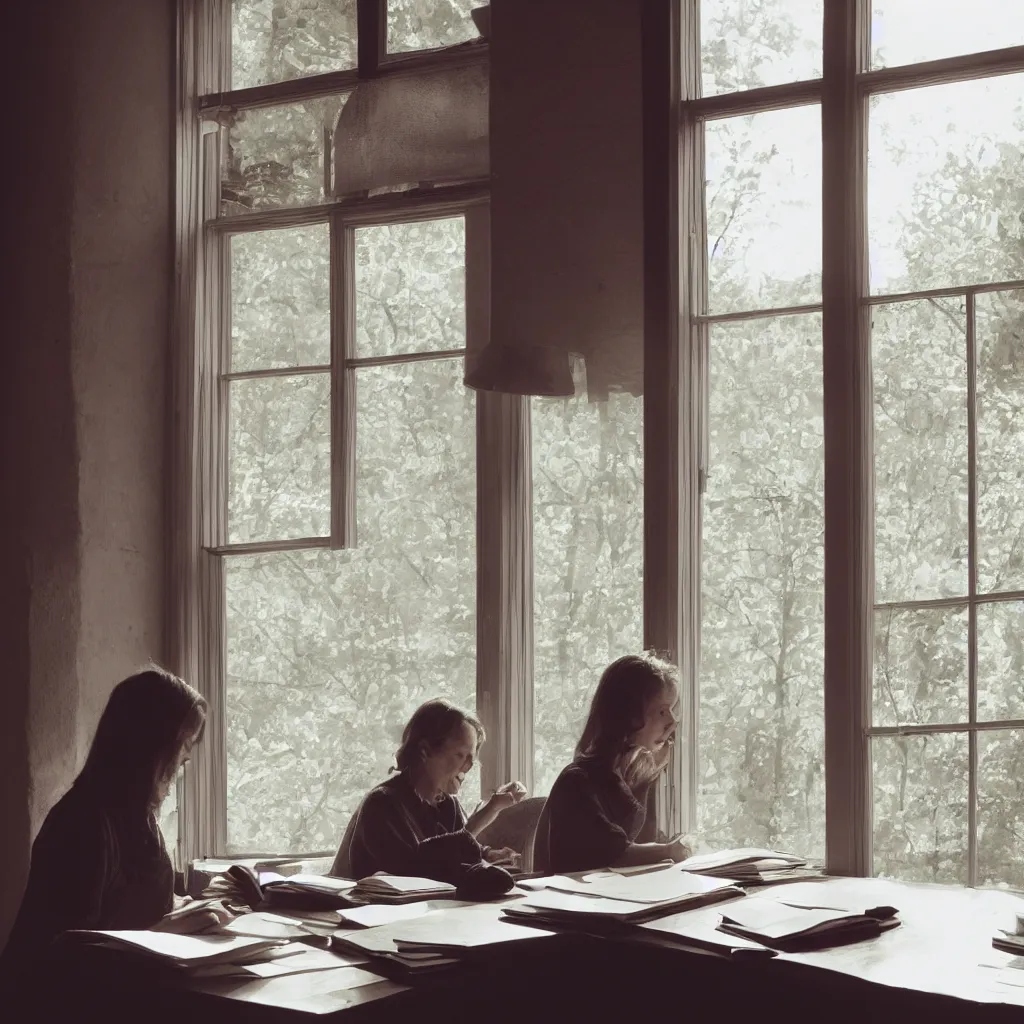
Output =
[
  {"x1": 79, "y1": 666, "x2": 207, "y2": 808},
  {"x1": 394, "y1": 699, "x2": 484, "y2": 774},
  {"x1": 575, "y1": 652, "x2": 678, "y2": 761}
]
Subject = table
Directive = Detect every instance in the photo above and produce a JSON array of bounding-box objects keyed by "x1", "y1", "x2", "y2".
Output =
[{"x1": 26, "y1": 877, "x2": 1024, "y2": 1023}]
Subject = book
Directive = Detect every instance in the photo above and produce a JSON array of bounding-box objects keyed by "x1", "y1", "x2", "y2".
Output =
[
  {"x1": 502, "y1": 881, "x2": 742, "y2": 929},
  {"x1": 204, "y1": 864, "x2": 359, "y2": 911},
  {"x1": 716, "y1": 896, "x2": 900, "y2": 951},
  {"x1": 350, "y1": 873, "x2": 458, "y2": 904}
]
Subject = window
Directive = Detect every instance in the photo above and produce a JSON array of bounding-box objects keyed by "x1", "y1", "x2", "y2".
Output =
[
  {"x1": 684, "y1": 1, "x2": 1024, "y2": 885},
  {"x1": 173, "y1": 0, "x2": 644, "y2": 861}
]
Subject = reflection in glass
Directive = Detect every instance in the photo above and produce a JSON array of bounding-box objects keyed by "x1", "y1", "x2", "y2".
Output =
[
  {"x1": 355, "y1": 218, "x2": 466, "y2": 358},
  {"x1": 387, "y1": 0, "x2": 481, "y2": 53},
  {"x1": 701, "y1": 0, "x2": 822, "y2": 96},
  {"x1": 225, "y1": 359, "x2": 476, "y2": 853},
  {"x1": 705, "y1": 105, "x2": 821, "y2": 314},
  {"x1": 978, "y1": 730, "x2": 1024, "y2": 889},
  {"x1": 872, "y1": 732, "x2": 967, "y2": 885},
  {"x1": 976, "y1": 290, "x2": 1024, "y2": 595},
  {"x1": 232, "y1": 0, "x2": 357, "y2": 90},
  {"x1": 228, "y1": 373, "x2": 331, "y2": 544},
  {"x1": 873, "y1": 605, "x2": 968, "y2": 728},
  {"x1": 223, "y1": 95, "x2": 348, "y2": 215},
  {"x1": 872, "y1": 300, "x2": 967, "y2": 603},
  {"x1": 871, "y1": 1, "x2": 1024, "y2": 69},
  {"x1": 869, "y1": 74, "x2": 1024, "y2": 294},
  {"x1": 700, "y1": 313, "x2": 824, "y2": 859},
  {"x1": 532, "y1": 391, "x2": 644, "y2": 796},
  {"x1": 231, "y1": 225, "x2": 330, "y2": 372},
  {"x1": 977, "y1": 602, "x2": 1024, "y2": 722}
]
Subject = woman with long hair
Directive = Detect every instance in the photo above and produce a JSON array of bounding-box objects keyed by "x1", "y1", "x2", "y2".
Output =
[
  {"x1": 2, "y1": 667, "x2": 206, "y2": 968},
  {"x1": 333, "y1": 698, "x2": 526, "y2": 896},
  {"x1": 532, "y1": 653, "x2": 692, "y2": 873}
]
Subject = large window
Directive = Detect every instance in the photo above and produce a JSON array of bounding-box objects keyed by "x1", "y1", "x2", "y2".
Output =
[
  {"x1": 174, "y1": 0, "x2": 643, "y2": 860},
  {"x1": 686, "y1": 1, "x2": 1024, "y2": 885}
]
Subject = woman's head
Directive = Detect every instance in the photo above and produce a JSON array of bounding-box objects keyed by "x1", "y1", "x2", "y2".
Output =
[
  {"x1": 395, "y1": 699, "x2": 484, "y2": 801},
  {"x1": 576, "y1": 653, "x2": 679, "y2": 762},
  {"x1": 81, "y1": 667, "x2": 206, "y2": 809}
]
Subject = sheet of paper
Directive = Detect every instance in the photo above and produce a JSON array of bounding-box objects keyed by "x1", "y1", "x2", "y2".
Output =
[
  {"x1": 680, "y1": 848, "x2": 804, "y2": 873},
  {"x1": 338, "y1": 902, "x2": 441, "y2": 928},
  {"x1": 72, "y1": 929, "x2": 285, "y2": 965},
  {"x1": 243, "y1": 947, "x2": 367, "y2": 978},
  {"x1": 545, "y1": 867, "x2": 735, "y2": 904},
  {"x1": 720, "y1": 898, "x2": 861, "y2": 939},
  {"x1": 264, "y1": 874, "x2": 357, "y2": 893},
  {"x1": 221, "y1": 911, "x2": 323, "y2": 940},
  {"x1": 358, "y1": 874, "x2": 457, "y2": 894}
]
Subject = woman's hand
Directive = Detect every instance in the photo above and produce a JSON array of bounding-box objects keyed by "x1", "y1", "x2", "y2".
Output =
[
  {"x1": 485, "y1": 780, "x2": 528, "y2": 815},
  {"x1": 484, "y1": 846, "x2": 522, "y2": 870},
  {"x1": 665, "y1": 834, "x2": 693, "y2": 863}
]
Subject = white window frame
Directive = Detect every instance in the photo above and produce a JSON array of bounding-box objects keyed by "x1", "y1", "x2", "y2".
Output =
[
  {"x1": 171, "y1": 0, "x2": 537, "y2": 861},
  {"x1": 678, "y1": 0, "x2": 1024, "y2": 880}
]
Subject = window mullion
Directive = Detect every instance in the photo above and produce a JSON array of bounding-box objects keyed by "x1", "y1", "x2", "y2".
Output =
[
  {"x1": 331, "y1": 218, "x2": 357, "y2": 549},
  {"x1": 821, "y1": 0, "x2": 873, "y2": 877},
  {"x1": 468, "y1": 204, "x2": 534, "y2": 796}
]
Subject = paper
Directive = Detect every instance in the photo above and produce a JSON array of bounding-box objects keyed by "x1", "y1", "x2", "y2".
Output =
[
  {"x1": 545, "y1": 867, "x2": 736, "y2": 905},
  {"x1": 243, "y1": 946, "x2": 367, "y2": 978},
  {"x1": 357, "y1": 874, "x2": 457, "y2": 894},
  {"x1": 263, "y1": 874, "x2": 357, "y2": 893},
  {"x1": 69, "y1": 929, "x2": 286, "y2": 966},
  {"x1": 221, "y1": 912, "x2": 324, "y2": 940},
  {"x1": 338, "y1": 902, "x2": 439, "y2": 928},
  {"x1": 720, "y1": 899, "x2": 862, "y2": 940},
  {"x1": 680, "y1": 848, "x2": 805, "y2": 873}
]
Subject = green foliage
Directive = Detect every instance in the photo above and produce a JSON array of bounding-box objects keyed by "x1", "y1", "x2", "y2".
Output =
[{"x1": 211, "y1": 3, "x2": 1024, "y2": 888}]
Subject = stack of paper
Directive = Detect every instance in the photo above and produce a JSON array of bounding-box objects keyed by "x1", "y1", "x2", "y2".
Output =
[
  {"x1": 679, "y1": 848, "x2": 811, "y2": 884},
  {"x1": 260, "y1": 874, "x2": 360, "y2": 911},
  {"x1": 333, "y1": 903, "x2": 555, "y2": 977},
  {"x1": 350, "y1": 874, "x2": 458, "y2": 904},
  {"x1": 502, "y1": 871, "x2": 741, "y2": 929},
  {"x1": 62, "y1": 929, "x2": 292, "y2": 977},
  {"x1": 716, "y1": 896, "x2": 900, "y2": 951}
]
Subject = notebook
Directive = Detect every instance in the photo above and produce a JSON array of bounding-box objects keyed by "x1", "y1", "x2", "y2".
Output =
[
  {"x1": 350, "y1": 874, "x2": 458, "y2": 904},
  {"x1": 717, "y1": 896, "x2": 900, "y2": 951}
]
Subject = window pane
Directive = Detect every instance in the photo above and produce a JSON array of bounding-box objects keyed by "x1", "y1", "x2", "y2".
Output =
[
  {"x1": 226, "y1": 359, "x2": 476, "y2": 853},
  {"x1": 978, "y1": 730, "x2": 1024, "y2": 889},
  {"x1": 873, "y1": 606, "x2": 968, "y2": 728},
  {"x1": 232, "y1": 0, "x2": 357, "y2": 91},
  {"x1": 355, "y1": 218, "x2": 465, "y2": 358},
  {"x1": 701, "y1": 0, "x2": 822, "y2": 96},
  {"x1": 158, "y1": 782, "x2": 178, "y2": 871},
  {"x1": 387, "y1": 0, "x2": 481, "y2": 53},
  {"x1": 976, "y1": 290, "x2": 1024, "y2": 594},
  {"x1": 871, "y1": 1, "x2": 1024, "y2": 69},
  {"x1": 872, "y1": 300, "x2": 967, "y2": 603},
  {"x1": 228, "y1": 373, "x2": 331, "y2": 544},
  {"x1": 706, "y1": 105, "x2": 821, "y2": 315},
  {"x1": 872, "y1": 732, "x2": 967, "y2": 885},
  {"x1": 532, "y1": 392, "x2": 644, "y2": 796},
  {"x1": 700, "y1": 313, "x2": 824, "y2": 859},
  {"x1": 223, "y1": 95, "x2": 348, "y2": 216},
  {"x1": 231, "y1": 225, "x2": 330, "y2": 372},
  {"x1": 868, "y1": 74, "x2": 1024, "y2": 295},
  {"x1": 978, "y1": 602, "x2": 1024, "y2": 722}
]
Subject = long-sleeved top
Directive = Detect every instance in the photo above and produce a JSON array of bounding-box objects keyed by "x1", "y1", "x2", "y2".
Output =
[
  {"x1": 337, "y1": 773, "x2": 487, "y2": 885},
  {"x1": 1, "y1": 775, "x2": 174, "y2": 973},
  {"x1": 532, "y1": 755, "x2": 660, "y2": 874}
]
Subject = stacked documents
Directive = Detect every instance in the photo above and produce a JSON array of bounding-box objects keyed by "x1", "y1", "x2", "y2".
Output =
[{"x1": 349, "y1": 873, "x2": 458, "y2": 904}]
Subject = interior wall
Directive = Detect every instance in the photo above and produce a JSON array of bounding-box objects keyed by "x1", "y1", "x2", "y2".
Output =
[{"x1": 0, "y1": 0, "x2": 173, "y2": 948}]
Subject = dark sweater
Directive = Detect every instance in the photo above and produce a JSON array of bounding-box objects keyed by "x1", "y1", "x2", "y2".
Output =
[
  {"x1": 338, "y1": 773, "x2": 486, "y2": 885},
  {"x1": 1, "y1": 776, "x2": 174, "y2": 972},
  {"x1": 533, "y1": 755, "x2": 660, "y2": 874}
]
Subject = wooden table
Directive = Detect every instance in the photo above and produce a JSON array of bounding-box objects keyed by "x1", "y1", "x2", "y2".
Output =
[{"x1": 27, "y1": 877, "x2": 1024, "y2": 1023}]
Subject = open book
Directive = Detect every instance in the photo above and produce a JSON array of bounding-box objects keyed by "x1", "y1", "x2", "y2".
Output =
[
  {"x1": 717, "y1": 895, "x2": 900, "y2": 951},
  {"x1": 204, "y1": 864, "x2": 359, "y2": 911},
  {"x1": 350, "y1": 874, "x2": 458, "y2": 904}
]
